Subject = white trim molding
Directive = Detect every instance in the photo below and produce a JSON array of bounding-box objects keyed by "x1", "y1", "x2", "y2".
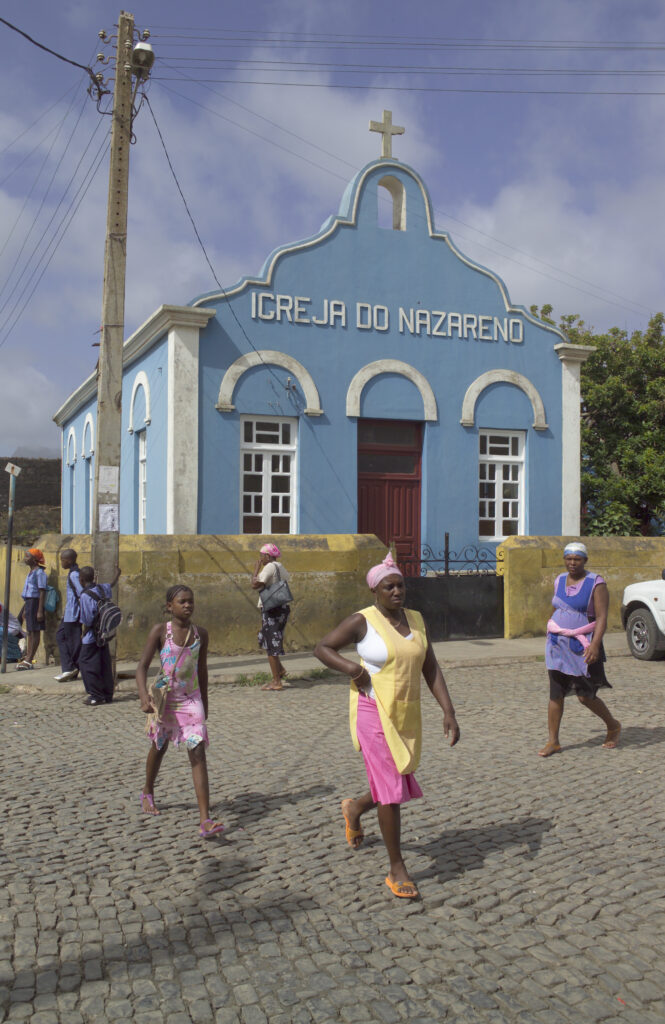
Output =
[
  {"x1": 216, "y1": 350, "x2": 323, "y2": 417},
  {"x1": 128, "y1": 371, "x2": 151, "y2": 434},
  {"x1": 81, "y1": 413, "x2": 94, "y2": 457},
  {"x1": 66, "y1": 427, "x2": 77, "y2": 465},
  {"x1": 166, "y1": 321, "x2": 206, "y2": 534},
  {"x1": 345, "y1": 359, "x2": 438, "y2": 421},
  {"x1": 460, "y1": 369, "x2": 548, "y2": 430},
  {"x1": 555, "y1": 342, "x2": 595, "y2": 534},
  {"x1": 54, "y1": 305, "x2": 216, "y2": 426}
]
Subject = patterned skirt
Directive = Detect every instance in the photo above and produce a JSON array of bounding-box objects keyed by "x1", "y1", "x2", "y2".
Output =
[
  {"x1": 257, "y1": 604, "x2": 290, "y2": 656},
  {"x1": 146, "y1": 686, "x2": 208, "y2": 751}
]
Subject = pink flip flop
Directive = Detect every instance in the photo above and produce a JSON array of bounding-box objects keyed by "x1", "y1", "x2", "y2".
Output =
[
  {"x1": 139, "y1": 792, "x2": 159, "y2": 814},
  {"x1": 200, "y1": 819, "x2": 225, "y2": 837}
]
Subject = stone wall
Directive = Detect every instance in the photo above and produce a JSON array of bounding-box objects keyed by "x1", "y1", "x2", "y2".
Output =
[
  {"x1": 497, "y1": 535, "x2": 665, "y2": 637},
  {"x1": 0, "y1": 533, "x2": 386, "y2": 664}
]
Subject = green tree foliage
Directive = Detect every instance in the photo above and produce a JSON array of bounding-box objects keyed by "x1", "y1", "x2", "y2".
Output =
[{"x1": 561, "y1": 311, "x2": 665, "y2": 535}]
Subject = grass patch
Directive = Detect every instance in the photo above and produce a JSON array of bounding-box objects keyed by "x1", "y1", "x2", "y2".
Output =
[
  {"x1": 235, "y1": 671, "x2": 272, "y2": 687},
  {"x1": 0, "y1": 684, "x2": 11, "y2": 694},
  {"x1": 232, "y1": 667, "x2": 336, "y2": 686},
  {"x1": 535, "y1": 654, "x2": 545, "y2": 662}
]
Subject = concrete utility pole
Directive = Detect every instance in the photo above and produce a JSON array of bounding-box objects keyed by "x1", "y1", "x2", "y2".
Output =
[
  {"x1": 91, "y1": 11, "x2": 153, "y2": 590},
  {"x1": 91, "y1": 10, "x2": 134, "y2": 589}
]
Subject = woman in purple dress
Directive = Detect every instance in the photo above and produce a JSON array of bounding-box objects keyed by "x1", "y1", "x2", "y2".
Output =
[{"x1": 539, "y1": 542, "x2": 621, "y2": 757}]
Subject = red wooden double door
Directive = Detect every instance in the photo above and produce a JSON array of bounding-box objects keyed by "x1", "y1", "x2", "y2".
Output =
[{"x1": 357, "y1": 419, "x2": 422, "y2": 573}]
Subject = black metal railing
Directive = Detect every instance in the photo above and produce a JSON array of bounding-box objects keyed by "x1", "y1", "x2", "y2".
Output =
[{"x1": 400, "y1": 533, "x2": 497, "y2": 577}]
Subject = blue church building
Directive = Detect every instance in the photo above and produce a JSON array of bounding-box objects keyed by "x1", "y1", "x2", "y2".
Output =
[{"x1": 55, "y1": 112, "x2": 591, "y2": 568}]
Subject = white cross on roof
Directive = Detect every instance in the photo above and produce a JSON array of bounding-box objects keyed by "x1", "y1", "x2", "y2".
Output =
[{"x1": 369, "y1": 109, "x2": 405, "y2": 159}]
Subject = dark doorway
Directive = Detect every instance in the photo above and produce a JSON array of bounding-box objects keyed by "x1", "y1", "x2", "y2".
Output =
[{"x1": 358, "y1": 419, "x2": 422, "y2": 570}]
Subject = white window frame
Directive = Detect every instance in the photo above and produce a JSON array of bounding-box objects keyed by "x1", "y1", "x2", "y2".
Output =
[
  {"x1": 239, "y1": 416, "x2": 298, "y2": 534},
  {"x1": 138, "y1": 429, "x2": 147, "y2": 535},
  {"x1": 478, "y1": 429, "x2": 525, "y2": 541},
  {"x1": 69, "y1": 463, "x2": 76, "y2": 534},
  {"x1": 85, "y1": 456, "x2": 93, "y2": 533}
]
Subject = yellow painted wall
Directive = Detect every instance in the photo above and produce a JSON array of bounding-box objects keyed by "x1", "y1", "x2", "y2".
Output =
[
  {"x1": 497, "y1": 535, "x2": 665, "y2": 637},
  {"x1": 0, "y1": 534, "x2": 387, "y2": 663}
]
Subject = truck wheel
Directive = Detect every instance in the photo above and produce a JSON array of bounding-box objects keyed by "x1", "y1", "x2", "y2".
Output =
[{"x1": 626, "y1": 608, "x2": 665, "y2": 660}]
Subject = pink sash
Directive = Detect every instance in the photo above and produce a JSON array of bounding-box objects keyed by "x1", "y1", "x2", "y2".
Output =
[{"x1": 546, "y1": 617, "x2": 595, "y2": 649}]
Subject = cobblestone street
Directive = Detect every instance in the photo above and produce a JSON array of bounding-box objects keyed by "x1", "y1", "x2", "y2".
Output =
[{"x1": 1, "y1": 654, "x2": 664, "y2": 1023}]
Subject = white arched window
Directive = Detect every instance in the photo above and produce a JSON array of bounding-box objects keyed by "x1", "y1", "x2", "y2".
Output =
[
  {"x1": 128, "y1": 371, "x2": 151, "y2": 433},
  {"x1": 66, "y1": 428, "x2": 77, "y2": 533},
  {"x1": 127, "y1": 372, "x2": 152, "y2": 533},
  {"x1": 81, "y1": 415, "x2": 94, "y2": 533},
  {"x1": 137, "y1": 429, "x2": 147, "y2": 534},
  {"x1": 377, "y1": 175, "x2": 406, "y2": 231}
]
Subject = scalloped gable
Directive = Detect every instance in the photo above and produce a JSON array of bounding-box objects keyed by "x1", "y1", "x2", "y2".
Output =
[{"x1": 189, "y1": 159, "x2": 566, "y2": 343}]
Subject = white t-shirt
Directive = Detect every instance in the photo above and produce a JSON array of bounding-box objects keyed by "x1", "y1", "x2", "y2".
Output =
[{"x1": 256, "y1": 561, "x2": 290, "y2": 608}]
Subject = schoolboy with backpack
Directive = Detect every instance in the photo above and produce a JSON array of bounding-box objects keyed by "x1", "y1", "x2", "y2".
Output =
[
  {"x1": 54, "y1": 548, "x2": 83, "y2": 682},
  {"x1": 78, "y1": 564, "x2": 122, "y2": 706}
]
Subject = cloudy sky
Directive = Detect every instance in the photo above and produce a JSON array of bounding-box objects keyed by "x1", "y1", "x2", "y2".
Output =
[{"x1": 1, "y1": 0, "x2": 663, "y2": 455}]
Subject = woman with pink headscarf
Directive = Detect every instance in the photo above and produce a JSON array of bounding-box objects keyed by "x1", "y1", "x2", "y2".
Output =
[
  {"x1": 314, "y1": 552, "x2": 460, "y2": 900},
  {"x1": 251, "y1": 543, "x2": 291, "y2": 691}
]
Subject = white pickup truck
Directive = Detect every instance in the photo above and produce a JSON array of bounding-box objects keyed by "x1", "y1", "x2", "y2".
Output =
[{"x1": 621, "y1": 573, "x2": 665, "y2": 660}]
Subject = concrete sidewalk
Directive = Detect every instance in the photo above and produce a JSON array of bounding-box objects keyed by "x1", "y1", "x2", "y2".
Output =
[{"x1": 1, "y1": 629, "x2": 633, "y2": 696}]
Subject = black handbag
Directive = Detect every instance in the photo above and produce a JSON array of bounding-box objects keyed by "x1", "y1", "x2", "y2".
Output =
[{"x1": 260, "y1": 564, "x2": 294, "y2": 611}]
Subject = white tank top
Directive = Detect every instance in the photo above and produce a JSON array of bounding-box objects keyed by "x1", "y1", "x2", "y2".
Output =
[{"x1": 356, "y1": 619, "x2": 412, "y2": 700}]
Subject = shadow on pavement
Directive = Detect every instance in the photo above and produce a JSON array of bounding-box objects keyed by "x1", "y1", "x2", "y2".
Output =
[
  {"x1": 561, "y1": 724, "x2": 665, "y2": 751},
  {"x1": 410, "y1": 816, "x2": 553, "y2": 884},
  {"x1": 167, "y1": 782, "x2": 336, "y2": 829}
]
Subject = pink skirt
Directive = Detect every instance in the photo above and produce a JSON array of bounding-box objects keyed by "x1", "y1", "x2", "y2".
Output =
[
  {"x1": 147, "y1": 687, "x2": 209, "y2": 752},
  {"x1": 356, "y1": 694, "x2": 422, "y2": 805}
]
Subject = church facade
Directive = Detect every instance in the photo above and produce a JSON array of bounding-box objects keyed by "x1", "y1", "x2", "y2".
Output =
[{"x1": 55, "y1": 114, "x2": 590, "y2": 567}]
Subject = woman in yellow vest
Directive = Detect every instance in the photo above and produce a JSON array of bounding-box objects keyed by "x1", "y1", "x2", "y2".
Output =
[{"x1": 314, "y1": 553, "x2": 460, "y2": 899}]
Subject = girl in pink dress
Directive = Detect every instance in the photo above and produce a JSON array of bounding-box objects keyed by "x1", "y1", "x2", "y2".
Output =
[{"x1": 136, "y1": 585, "x2": 224, "y2": 836}]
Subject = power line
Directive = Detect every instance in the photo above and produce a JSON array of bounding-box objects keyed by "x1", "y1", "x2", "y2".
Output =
[
  {"x1": 139, "y1": 91, "x2": 359, "y2": 510},
  {"x1": 155, "y1": 68, "x2": 652, "y2": 314},
  {"x1": 156, "y1": 58, "x2": 665, "y2": 78},
  {"x1": 0, "y1": 17, "x2": 102, "y2": 97},
  {"x1": 0, "y1": 103, "x2": 80, "y2": 265},
  {"x1": 0, "y1": 133, "x2": 109, "y2": 350},
  {"x1": 159, "y1": 60, "x2": 344, "y2": 165},
  {"x1": 0, "y1": 113, "x2": 107, "y2": 339},
  {"x1": 0, "y1": 82, "x2": 78, "y2": 159},
  {"x1": 143, "y1": 92, "x2": 298, "y2": 397},
  {"x1": 155, "y1": 80, "x2": 652, "y2": 319},
  {"x1": 143, "y1": 94, "x2": 224, "y2": 293},
  {"x1": 152, "y1": 76, "x2": 665, "y2": 96},
  {"x1": 0, "y1": 108, "x2": 74, "y2": 191},
  {"x1": 0, "y1": 91, "x2": 91, "y2": 313},
  {"x1": 146, "y1": 28, "x2": 665, "y2": 51}
]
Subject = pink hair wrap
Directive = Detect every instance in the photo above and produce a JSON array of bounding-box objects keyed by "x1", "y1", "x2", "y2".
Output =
[
  {"x1": 260, "y1": 543, "x2": 281, "y2": 557},
  {"x1": 366, "y1": 553, "x2": 403, "y2": 590}
]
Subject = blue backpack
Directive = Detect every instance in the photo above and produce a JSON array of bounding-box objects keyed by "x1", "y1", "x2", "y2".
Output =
[{"x1": 44, "y1": 586, "x2": 59, "y2": 614}]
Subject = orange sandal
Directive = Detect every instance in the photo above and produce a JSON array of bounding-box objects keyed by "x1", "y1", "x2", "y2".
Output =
[
  {"x1": 341, "y1": 800, "x2": 364, "y2": 850},
  {"x1": 385, "y1": 876, "x2": 419, "y2": 899}
]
